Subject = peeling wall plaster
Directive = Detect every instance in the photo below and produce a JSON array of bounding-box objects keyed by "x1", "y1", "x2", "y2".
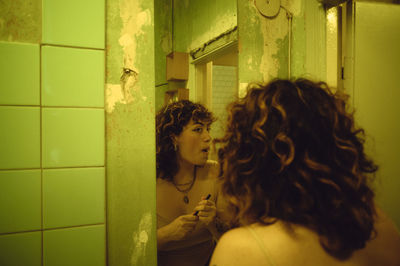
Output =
[
  {"x1": 239, "y1": 0, "x2": 314, "y2": 84},
  {"x1": 258, "y1": 6, "x2": 290, "y2": 81},
  {"x1": 105, "y1": 0, "x2": 151, "y2": 113},
  {"x1": 249, "y1": 1, "x2": 298, "y2": 81},
  {"x1": 130, "y1": 212, "x2": 152, "y2": 266}
]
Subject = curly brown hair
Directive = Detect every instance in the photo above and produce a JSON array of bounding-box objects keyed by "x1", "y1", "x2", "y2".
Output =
[
  {"x1": 156, "y1": 100, "x2": 215, "y2": 182},
  {"x1": 216, "y1": 78, "x2": 378, "y2": 259}
]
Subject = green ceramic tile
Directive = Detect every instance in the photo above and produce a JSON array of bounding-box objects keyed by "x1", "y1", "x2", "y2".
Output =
[
  {"x1": 0, "y1": 170, "x2": 41, "y2": 234},
  {"x1": 43, "y1": 225, "x2": 105, "y2": 266},
  {"x1": 43, "y1": 167, "x2": 104, "y2": 229},
  {"x1": 0, "y1": 107, "x2": 40, "y2": 169},
  {"x1": 0, "y1": 42, "x2": 40, "y2": 105},
  {"x1": 0, "y1": 231, "x2": 41, "y2": 266},
  {"x1": 42, "y1": 46, "x2": 104, "y2": 107},
  {"x1": 42, "y1": 108, "x2": 104, "y2": 168},
  {"x1": 42, "y1": 0, "x2": 105, "y2": 48}
]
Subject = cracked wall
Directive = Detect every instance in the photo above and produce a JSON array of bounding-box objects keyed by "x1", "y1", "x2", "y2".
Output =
[{"x1": 106, "y1": 0, "x2": 156, "y2": 266}]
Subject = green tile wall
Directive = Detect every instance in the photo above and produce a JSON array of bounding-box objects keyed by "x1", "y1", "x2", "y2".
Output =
[
  {"x1": 43, "y1": 167, "x2": 105, "y2": 229},
  {"x1": 43, "y1": 225, "x2": 105, "y2": 266},
  {"x1": 0, "y1": 106, "x2": 40, "y2": 169},
  {"x1": 42, "y1": 46, "x2": 104, "y2": 107},
  {"x1": 42, "y1": 108, "x2": 105, "y2": 168},
  {"x1": 0, "y1": 170, "x2": 41, "y2": 234},
  {"x1": 0, "y1": 42, "x2": 40, "y2": 105},
  {"x1": 0, "y1": 231, "x2": 41, "y2": 266},
  {"x1": 1, "y1": 0, "x2": 106, "y2": 264},
  {"x1": 42, "y1": 0, "x2": 105, "y2": 48}
]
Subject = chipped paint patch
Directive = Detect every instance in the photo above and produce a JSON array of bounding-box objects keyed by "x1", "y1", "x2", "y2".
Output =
[
  {"x1": 119, "y1": 0, "x2": 151, "y2": 69},
  {"x1": 247, "y1": 57, "x2": 254, "y2": 71},
  {"x1": 258, "y1": 5, "x2": 291, "y2": 81},
  {"x1": 130, "y1": 212, "x2": 152, "y2": 266},
  {"x1": 239, "y1": 82, "x2": 249, "y2": 98},
  {"x1": 106, "y1": 0, "x2": 152, "y2": 113},
  {"x1": 106, "y1": 83, "x2": 125, "y2": 113}
]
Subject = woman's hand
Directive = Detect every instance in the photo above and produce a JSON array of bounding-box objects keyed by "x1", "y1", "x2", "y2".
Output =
[
  {"x1": 193, "y1": 196, "x2": 217, "y2": 228},
  {"x1": 161, "y1": 214, "x2": 199, "y2": 242}
]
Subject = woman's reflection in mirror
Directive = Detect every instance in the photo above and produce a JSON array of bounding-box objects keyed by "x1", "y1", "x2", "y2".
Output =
[
  {"x1": 156, "y1": 100, "x2": 230, "y2": 266},
  {"x1": 211, "y1": 79, "x2": 400, "y2": 266}
]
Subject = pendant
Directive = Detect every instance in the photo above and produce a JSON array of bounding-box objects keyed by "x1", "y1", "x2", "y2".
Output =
[{"x1": 183, "y1": 195, "x2": 189, "y2": 204}]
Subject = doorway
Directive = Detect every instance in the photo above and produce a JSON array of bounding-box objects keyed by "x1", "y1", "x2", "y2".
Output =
[{"x1": 193, "y1": 42, "x2": 238, "y2": 159}]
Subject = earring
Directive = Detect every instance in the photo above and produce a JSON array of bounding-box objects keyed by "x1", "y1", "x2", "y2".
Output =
[{"x1": 174, "y1": 143, "x2": 178, "y2": 151}]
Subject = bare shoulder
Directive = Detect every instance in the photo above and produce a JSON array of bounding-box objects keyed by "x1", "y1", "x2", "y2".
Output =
[
  {"x1": 211, "y1": 222, "x2": 316, "y2": 266},
  {"x1": 365, "y1": 207, "x2": 400, "y2": 260},
  {"x1": 210, "y1": 227, "x2": 256, "y2": 266},
  {"x1": 373, "y1": 207, "x2": 400, "y2": 245}
]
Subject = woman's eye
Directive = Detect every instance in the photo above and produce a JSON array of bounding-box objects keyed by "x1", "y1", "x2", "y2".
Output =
[{"x1": 193, "y1": 127, "x2": 202, "y2": 133}]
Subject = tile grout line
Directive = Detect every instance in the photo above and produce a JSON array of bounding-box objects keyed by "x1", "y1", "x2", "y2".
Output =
[
  {"x1": 0, "y1": 105, "x2": 104, "y2": 109},
  {"x1": 41, "y1": 43, "x2": 105, "y2": 51},
  {"x1": 104, "y1": 0, "x2": 108, "y2": 263},
  {"x1": 39, "y1": 41, "x2": 44, "y2": 266},
  {"x1": 0, "y1": 166, "x2": 105, "y2": 172},
  {"x1": 0, "y1": 222, "x2": 106, "y2": 237},
  {"x1": 104, "y1": 5, "x2": 109, "y2": 261}
]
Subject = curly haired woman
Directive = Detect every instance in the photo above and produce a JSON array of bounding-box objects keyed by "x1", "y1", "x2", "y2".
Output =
[
  {"x1": 156, "y1": 100, "x2": 229, "y2": 266},
  {"x1": 211, "y1": 79, "x2": 400, "y2": 266}
]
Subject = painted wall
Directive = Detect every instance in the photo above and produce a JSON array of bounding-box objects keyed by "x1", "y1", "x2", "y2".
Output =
[
  {"x1": 155, "y1": 0, "x2": 327, "y2": 106},
  {"x1": 0, "y1": 0, "x2": 106, "y2": 266},
  {"x1": 238, "y1": 0, "x2": 326, "y2": 95},
  {"x1": 353, "y1": 2, "x2": 400, "y2": 227},
  {"x1": 154, "y1": 0, "x2": 172, "y2": 111},
  {"x1": 154, "y1": 0, "x2": 237, "y2": 110},
  {"x1": 106, "y1": 0, "x2": 157, "y2": 266}
]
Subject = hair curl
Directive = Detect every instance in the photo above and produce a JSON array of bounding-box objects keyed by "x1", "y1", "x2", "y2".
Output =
[
  {"x1": 156, "y1": 100, "x2": 215, "y2": 181},
  {"x1": 216, "y1": 79, "x2": 378, "y2": 259}
]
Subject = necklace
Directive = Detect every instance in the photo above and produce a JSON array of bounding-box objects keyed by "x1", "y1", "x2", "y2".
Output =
[{"x1": 173, "y1": 166, "x2": 196, "y2": 204}]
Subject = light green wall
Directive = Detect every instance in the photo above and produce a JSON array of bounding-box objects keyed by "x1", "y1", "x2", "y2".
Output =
[
  {"x1": 106, "y1": 0, "x2": 157, "y2": 265},
  {"x1": 292, "y1": 0, "x2": 327, "y2": 81},
  {"x1": 173, "y1": 0, "x2": 237, "y2": 53},
  {"x1": 238, "y1": 0, "x2": 326, "y2": 87},
  {"x1": 0, "y1": 1, "x2": 106, "y2": 266},
  {"x1": 353, "y1": 2, "x2": 400, "y2": 227},
  {"x1": 237, "y1": 0, "x2": 264, "y2": 84},
  {"x1": 154, "y1": 0, "x2": 173, "y2": 111},
  {"x1": 154, "y1": 0, "x2": 237, "y2": 110}
]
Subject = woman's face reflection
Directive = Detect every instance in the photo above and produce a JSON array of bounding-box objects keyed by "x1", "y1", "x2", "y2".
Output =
[{"x1": 175, "y1": 119, "x2": 212, "y2": 166}]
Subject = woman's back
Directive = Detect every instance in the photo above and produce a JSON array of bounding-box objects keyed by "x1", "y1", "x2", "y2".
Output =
[
  {"x1": 210, "y1": 79, "x2": 400, "y2": 266},
  {"x1": 211, "y1": 208, "x2": 400, "y2": 266}
]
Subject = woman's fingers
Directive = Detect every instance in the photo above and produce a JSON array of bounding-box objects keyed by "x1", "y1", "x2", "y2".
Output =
[
  {"x1": 196, "y1": 206, "x2": 216, "y2": 217},
  {"x1": 193, "y1": 199, "x2": 213, "y2": 210},
  {"x1": 198, "y1": 199, "x2": 213, "y2": 206},
  {"x1": 194, "y1": 205, "x2": 211, "y2": 212},
  {"x1": 182, "y1": 214, "x2": 199, "y2": 221}
]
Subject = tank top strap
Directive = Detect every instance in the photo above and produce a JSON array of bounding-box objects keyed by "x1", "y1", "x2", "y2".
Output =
[{"x1": 246, "y1": 226, "x2": 277, "y2": 266}]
